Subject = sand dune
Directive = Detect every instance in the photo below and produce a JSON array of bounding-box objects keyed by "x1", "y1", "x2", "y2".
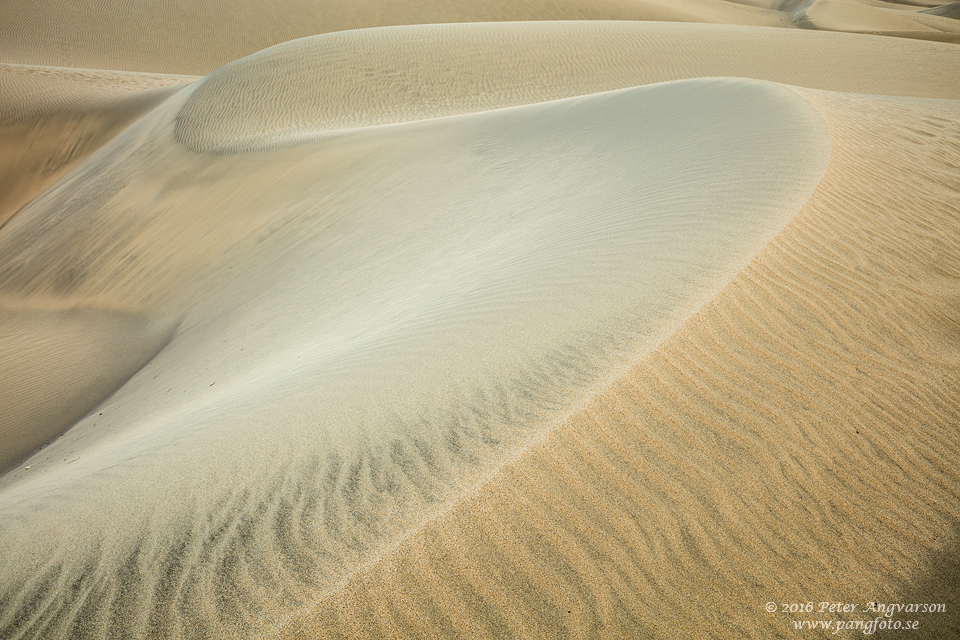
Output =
[
  {"x1": 0, "y1": 65, "x2": 196, "y2": 227},
  {"x1": 0, "y1": 75, "x2": 831, "y2": 639},
  {"x1": 8, "y1": 19, "x2": 958, "y2": 221},
  {"x1": 173, "y1": 21, "x2": 960, "y2": 155},
  {"x1": 1, "y1": 4, "x2": 959, "y2": 640},
  {"x1": 0, "y1": 301, "x2": 177, "y2": 473},
  {"x1": 2, "y1": 0, "x2": 958, "y2": 75},
  {"x1": 273, "y1": 85, "x2": 960, "y2": 640}
]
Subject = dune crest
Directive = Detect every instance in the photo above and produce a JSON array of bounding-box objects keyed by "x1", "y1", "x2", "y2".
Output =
[
  {"x1": 173, "y1": 21, "x2": 960, "y2": 155},
  {"x1": 2, "y1": 1, "x2": 959, "y2": 638}
]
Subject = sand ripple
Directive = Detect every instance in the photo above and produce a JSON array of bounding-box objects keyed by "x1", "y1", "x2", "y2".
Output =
[
  {"x1": 173, "y1": 22, "x2": 960, "y2": 155},
  {"x1": 0, "y1": 77, "x2": 829, "y2": 639}
]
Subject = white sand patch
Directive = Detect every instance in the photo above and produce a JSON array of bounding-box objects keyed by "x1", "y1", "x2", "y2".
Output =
[{"x1": 0, "y1": 76, "x2": 829, "y2": 637}]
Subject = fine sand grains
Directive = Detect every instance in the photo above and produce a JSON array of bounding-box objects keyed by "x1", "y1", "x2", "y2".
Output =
[
  {"x1": 2, "y1": 0, "x2": 958, "y2": 75},
  {"x1": 0, "y1": 65, "x2": 195, "y2": 227},
  {"x1": 1, "y1": 9, "x2": 959, "y2": 640},
  {"x1": 272, "y1": 91, "x2": 960, "y2": 639},
  {"x1": 0, "y1": 77, "x2": 831, "y2": 639},
  {"x1": 172, "y1": 22, "x2": 960, "y2": 155}
]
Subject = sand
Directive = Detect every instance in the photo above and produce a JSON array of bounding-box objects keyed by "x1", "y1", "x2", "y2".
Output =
[
  {"x1": 1, "y1": 3, "x2": 959, "y2": 640},
  {"x1": 274, "y1": 86, "x2": 960, "y2": 640},
  {"x1": 2, "y1": 0, "x2": 960, "y2": 75},
  {"x1": 0, "y1": 65, "x2": 196, "y2": 227}
]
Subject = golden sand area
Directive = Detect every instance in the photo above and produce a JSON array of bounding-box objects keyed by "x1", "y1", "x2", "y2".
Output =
[{"x1": 1, "y1": 1, "x2": 959, "y2": 638}]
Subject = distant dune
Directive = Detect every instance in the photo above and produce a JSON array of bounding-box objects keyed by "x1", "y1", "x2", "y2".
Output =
[
  {"x1": 2, "y1": 0, "x2": 960, "y2": 75},
  {"x1": 1, "y1": 3, "x2": 959, "y2": 640}
]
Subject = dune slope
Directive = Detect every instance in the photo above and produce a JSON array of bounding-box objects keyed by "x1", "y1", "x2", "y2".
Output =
[
  {"x1": 0, "y1": 72, "x2": 829, "y2": 637},
  {"x1": 0, "y1": 303, "x2": 177, "y2": 473},
  {"x1": 274, "y1": 83, "x2": 960, "y2": 640},
  {"x1": 1, "y1": 3, "x2": 959, "y2": 639},
  {"x1": 172, "y1": 21, "x2": 960, "y2": 156},
  {"x1": 0, "y1": 73, "x2": 832, "y2": 639},
  {"x1": 0, "y1": 65, "x2": 195, "y2": 227}
]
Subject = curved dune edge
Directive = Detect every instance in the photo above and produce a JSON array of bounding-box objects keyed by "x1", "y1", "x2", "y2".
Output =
[
  {"x1": 922, "y1": 1, "x2": 960, "y2": 18},
  {"x1": 271, "y1": 91, "x2": 960, "y2": 638},
  {"x1": 172, "y1": 21, "x2": 960, "y2": 155},
  {"x1": 0, "y1": 78, "x2": 832, "y2": 639},
  {"x1": 0, "y1": 66, "x2": 195, "y2": 227},
  {"x1": 0, "y1": 301, "x2": 178, "y2": 473}
]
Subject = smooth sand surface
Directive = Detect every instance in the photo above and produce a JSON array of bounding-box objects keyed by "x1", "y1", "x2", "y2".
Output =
[
  {"x1": 0, "y1": 301, "x2": 177, "y2": 473},
  {"x1": 1, "y1": 4, "x2": 959, "y2": 640},
  {"x1": 2, "y1": 0, "x2": 960, "y2": 75}
]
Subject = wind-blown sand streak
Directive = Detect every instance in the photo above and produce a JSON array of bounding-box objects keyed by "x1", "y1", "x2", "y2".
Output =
[
  {"x1": 273, "y1": 88, "x2": 960, "y2": 640},
  {"x1": 0, "y1": 65, "x2": 196, "y2": 227}
]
